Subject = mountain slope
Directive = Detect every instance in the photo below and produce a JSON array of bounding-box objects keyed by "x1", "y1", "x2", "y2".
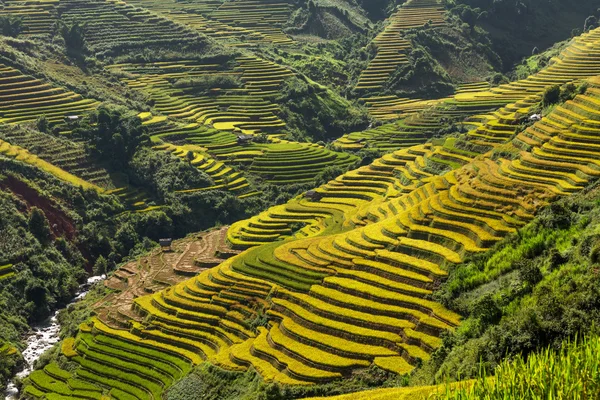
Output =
[{"x1": 20, "y1": 26, "x2": 600, "y2": 399}]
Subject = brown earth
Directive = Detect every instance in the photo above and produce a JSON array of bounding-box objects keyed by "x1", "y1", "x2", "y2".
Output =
[
  {"x1": 0, "y1": 175, "x2": 76, "y2": 240},
  {"x1": 94, "y1": 226, "x2": 239, "y2": 329}
]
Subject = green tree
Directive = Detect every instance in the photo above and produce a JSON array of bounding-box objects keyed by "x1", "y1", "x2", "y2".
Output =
[
  {"x1": 186, "y1": 151, "x2": 195, "y2": 162},
  {"x1": 75, "y1": 105, "x2": 149, "y2": 170},
  {"x1": 542, "y1": 85, "x2": 561, "y2": 106},
  {"x1": 93, "y1": 255, "x2": 108, "y2": 275},
  {"x1": 28, "y1": 207, "x2": 52, "y2": 244},
  {"x1": 59, "y1": 22, "x2": 86, "y2": 55},
  {"x1": 36, "y1": 115, "x2": 49, "y2": 134},
  {"x1": 0, "y1": 16, "x2": 23, "y2": 37}
]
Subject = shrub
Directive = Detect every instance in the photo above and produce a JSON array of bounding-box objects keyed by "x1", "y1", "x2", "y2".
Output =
[
  {"x1": 542, "y1": 85, "x2": 560, "y2": 106},
  {"x1": 0, "y1": 16, "x2": 23, "y2": 37},
  {"x1": 36, "y1": 115, "x2": 49, "y2": 134}
]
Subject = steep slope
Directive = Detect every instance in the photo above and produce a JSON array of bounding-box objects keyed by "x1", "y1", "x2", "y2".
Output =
[
  {"x1": 355, "y1": 0, "x2": 446, "y2": 91},
  {"x1": 22, "y1": 26, "x2": 600, "y2": 399},
  {"x1": 336, "y1": 26, "x2": 600, "y2": 151}
]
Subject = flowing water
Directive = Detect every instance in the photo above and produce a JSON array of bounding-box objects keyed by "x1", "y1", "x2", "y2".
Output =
[{"x1": 4, "y1": 275, "x2": 105, "y2": 400}]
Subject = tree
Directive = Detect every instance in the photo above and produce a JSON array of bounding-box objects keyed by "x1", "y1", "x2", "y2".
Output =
[
  {"x1": 471, "y1": 294, "x2": 501, "y2": 326},
  {"x1": 0, "y1": 16, "x2": 23, "y2": 37},
  {"x1": 59, "y1": 22, "x2": 86, "y2": 55},
  {"x1": 542, "y1": 85, "x2": 561, "y2": 106},
  {"x1": 93, "y1": 255, "x2": 108, "y2": 275},
  {"x1": 186, "y1": 151, "x2": 195, "y2": 162},
  {"x1": 74, "y1": 105, "x2": 149, "y2": 170},
  {"x1": 584, "y1": 16, "x2": 598, "y2": 32},
  {"x1": 519, "y1": 261, "x2": 543, "y2": 287},
  {"x1": 28, "y1": 207, "x2": 52, "y2": 245},
  {"x1": 36, "y1": 115, "x2": 49, "y2": 134},
  {"x1": 452, "y1": 5, "x2": 483, "y2": 33}
]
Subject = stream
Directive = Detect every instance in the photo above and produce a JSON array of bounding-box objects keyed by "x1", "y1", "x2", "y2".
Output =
[{"x1": 4, "y1": 275, "x2": 106, "y2": 400}]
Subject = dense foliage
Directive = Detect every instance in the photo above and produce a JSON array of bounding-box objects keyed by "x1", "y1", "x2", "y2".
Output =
[
  {"x1": 74, "y1": 106, "x2": 149, "y2": 170},
  {"x1": 276, "y1": 76, "x2": 369, "y2": 140},
  {"x1": 450, "y1": 0, "x2": 600, "y2": 69},
  {"x1": 432, "y1": 335, "x2": 600, "y2": 399},
  {"x1": 417, "y1": 184, "x2": 600, "y2": 384},
  {"x1": 127, "y1": 149, "x2": 213, "y2": 202},
  {"x1": 0, "y1": 16, "x2": 23, "y2": 38}
]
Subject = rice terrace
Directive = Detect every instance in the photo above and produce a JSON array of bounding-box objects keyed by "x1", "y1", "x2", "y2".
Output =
[{"x1": 1, "y1": 0, "x2": 600, "y2": 399}]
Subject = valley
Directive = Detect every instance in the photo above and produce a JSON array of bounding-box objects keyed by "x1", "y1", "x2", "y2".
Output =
[{"x1": 1, "y1": 0, "x2": 600, "y2": 399}]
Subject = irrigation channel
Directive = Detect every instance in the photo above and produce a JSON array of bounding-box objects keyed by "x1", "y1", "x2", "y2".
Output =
[{"x1": 4, "y1": 275, "x2": 106, "y2": 399}]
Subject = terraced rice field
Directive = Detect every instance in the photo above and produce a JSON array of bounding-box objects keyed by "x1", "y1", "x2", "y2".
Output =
[
  {"x1": 149, "y1": 121, "x2": 357, "y2": 186},
  {"x1": 124, "y1": 0, "x2": 293, "y2": 46},
  {"x1": 0, "y1": 136, "x2": 101, "y2": 191},
  {"x1": 341, "y1": 28, "x2": 600, "y2": 151},
  {"x1": 0, "y1": 264, "x2": 15, "y2": 281},
  {"x1": 355, "y1": 82, "x2": 491, "y2": 122},
  {"x1": 0, "y1": 125, "x2": 157, "y2": 211},
  {"x1": 0, "y1": 125, "x2": 115, "y2": 189},
  {"x1": 109, "y1": 59, "x2": 357, "y2": 186},
  {"x1": 95, "y1": 227, "x2": 237, "y2": 328},
  {"x1": 334, "y1": 118, "x2": 435, "y2": 151},
  {"x1": 1, "y1": 0, "x2": 59, "y2": 36},
  {"x1": 0, "y1": 63, "x2": 99, "y2": 125},
  {"x1": 355, "y1": 0, "x2": 446, "y2": 91},
  {"x1": 356, "y1": 96, "x2": 443, "y2": 121},
  {"x1": 209, "y1": 0, "x2": 293, "y2": 45},
  {"x1": 108, "y1": 57, "x2": 291, "y2": 133},
  {"x1": 152, "y1": 140, "x2": 253, "y2": 194},
  {"x1": 57, "y1": 0, "x2": 203, "y2": 54},
  {"x1": 21, "y1": 20, "x2": 600, "y2": 400}
]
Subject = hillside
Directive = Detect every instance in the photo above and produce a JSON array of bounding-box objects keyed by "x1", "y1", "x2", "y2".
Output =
[{"x1": 0, "y1": 0, "x2": 600, "y2": 399}]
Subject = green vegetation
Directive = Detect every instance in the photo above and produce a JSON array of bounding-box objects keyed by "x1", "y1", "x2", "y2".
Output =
[
  {"x1": 74, "y1": 105, "x2": 149, "y2": 170},
  {"x1": 451, "y1": 0, "x2": 600, "y2": 69},
  {"x1": 4, "y1": 0, "x2": 600, "y2": 398},
  {"x1": 0, "y1": 16, "x2": 23, "y2": 38},
  {"x1": 419, "y1": 184, "x2": 600, "y2": 383},
  {"x1": 166, "y1": 363, "x2": 403, "y2": 400},
  {"x1": 431, "y1": 335, "x2": 600, "y2": 399},
  {"x1": 277, "y1": 76, "x2": 370, "y2": 141}
]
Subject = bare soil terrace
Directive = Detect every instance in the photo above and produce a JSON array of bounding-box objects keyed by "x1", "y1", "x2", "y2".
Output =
[{"x1": 94, "y1": 226, "x2": 238, "y2": 329}]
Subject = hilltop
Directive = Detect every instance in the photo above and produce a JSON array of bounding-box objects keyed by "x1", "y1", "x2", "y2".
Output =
[{"x1": 0, "y1": 0, "x2": 599, "y2": 399}]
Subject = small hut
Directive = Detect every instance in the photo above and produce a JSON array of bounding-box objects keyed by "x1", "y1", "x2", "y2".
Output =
[
  {"x1": 159, "y1": 238, "x2": 173, "y2": 252},
  {"x1": 529, "y1": 113, "x2": 542, "y2": 122},
  {"x1": 305, "y1": 190, "x2": 323, "y2": 202},
  {"x1": 237, "y1": 135, "x2": 254, "y2": 145}
]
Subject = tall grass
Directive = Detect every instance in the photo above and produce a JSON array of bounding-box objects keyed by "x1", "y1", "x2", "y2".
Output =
[{"x1": 431, "y1": 335, "x2": 600, "y2": 399}]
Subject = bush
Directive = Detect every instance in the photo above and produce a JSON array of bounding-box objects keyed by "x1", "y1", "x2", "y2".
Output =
[
  {"x1": 0, "y1": 16, "x2": 23, "y2": 37},
  {"x1": 542, "y1": 85, "x2": 561, "y2": 106}
]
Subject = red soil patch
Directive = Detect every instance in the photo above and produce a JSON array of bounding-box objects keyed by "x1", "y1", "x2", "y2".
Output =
[{"x1": 0, "y1": 175, "x2": 76, "y2": 240}]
